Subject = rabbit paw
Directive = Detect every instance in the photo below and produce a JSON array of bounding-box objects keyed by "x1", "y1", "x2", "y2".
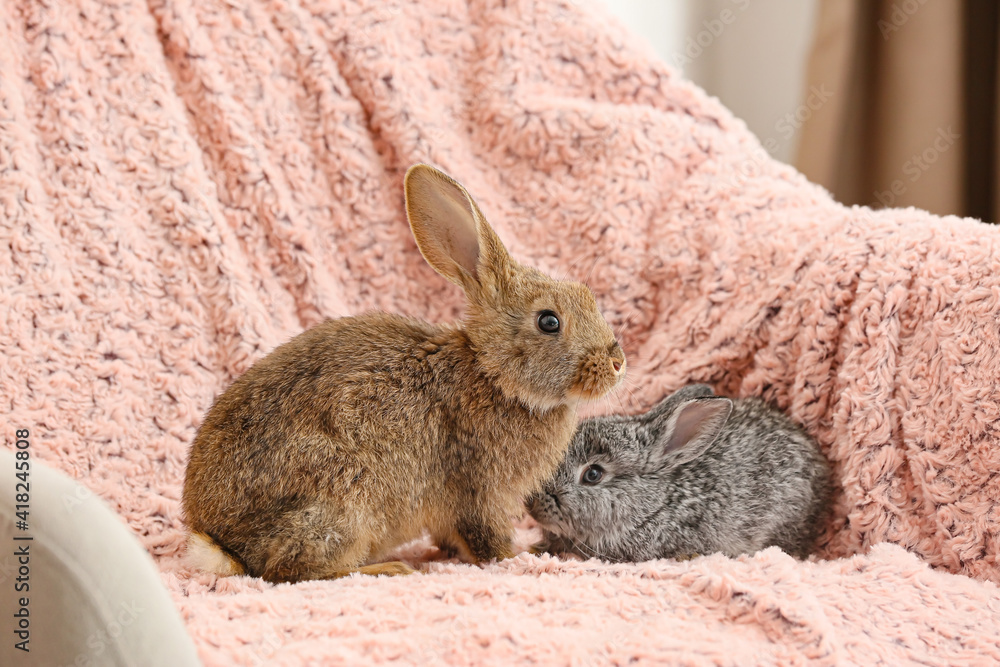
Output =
[
  {"x1": 355, "y1": 561, "x2": 416, "y2": 577},
  {"x1": 674, "y1": 553, "x2": 701, "y2": 562}
]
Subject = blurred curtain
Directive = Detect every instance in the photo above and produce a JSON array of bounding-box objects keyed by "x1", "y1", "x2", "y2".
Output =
[{"x1": 795, "y1": 0, "x2": 999, "y2": 222}]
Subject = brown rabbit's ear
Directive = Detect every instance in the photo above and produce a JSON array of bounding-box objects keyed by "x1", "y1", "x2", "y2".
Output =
[
  {"x1": 404, "y1": 164, "x2": 511, "y2": 292},
  {"x1": 649, "y1": 397, "x2": 733, "y2": 467}
]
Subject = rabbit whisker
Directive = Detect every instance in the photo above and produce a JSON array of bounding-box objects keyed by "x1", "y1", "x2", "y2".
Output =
[
  {"x1": 560, "y1": 249, "x2": 591, "y2": 284},
  {"x1": 616, "y1": 309, "x2": 637, "y2": 340},
  {"x1": 612, "y1": 391, "x2": 627, "y2": 416},
  {"x1": 582, "y1": 253, "x2": 602, "y2": 287},
  {"x1": 571, "y1": 538, "x2": 610, "y2": 562},
  {"x1": 619, "y1": 384, "x2": 641, "y2": 411}
]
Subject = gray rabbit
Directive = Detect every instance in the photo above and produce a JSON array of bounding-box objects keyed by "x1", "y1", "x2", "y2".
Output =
[{"x1": 528, "y1": 385, "x2": 832, "y2": 562}]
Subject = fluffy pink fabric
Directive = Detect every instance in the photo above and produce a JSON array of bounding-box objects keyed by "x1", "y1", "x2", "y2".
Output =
[{"x1": 2, "y1": 0, "x2": 1000, "y2": 663}]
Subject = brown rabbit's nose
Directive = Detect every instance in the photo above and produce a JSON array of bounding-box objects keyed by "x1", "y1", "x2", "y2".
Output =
[{"x1": 609, "y1": 343, "x2": 625, "y2": 375}]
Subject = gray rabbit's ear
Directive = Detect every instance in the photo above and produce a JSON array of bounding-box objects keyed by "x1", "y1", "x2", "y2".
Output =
[
  {"x1": 644, "y1": 384, "x2": 715, "y2": 421},
  {"x1": 649, "y1": 397, "x2": 733, "y2": 466},
  {"x1": 403, "y1": 164, "x2": 512, "y2": 295}
]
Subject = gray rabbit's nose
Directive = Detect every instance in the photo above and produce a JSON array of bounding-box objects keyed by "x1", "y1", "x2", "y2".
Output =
[
  {"x1": 526, "y1": 491, "x2": 558, "y2": 516},
  {"x1": 545, "y1": 491, "x2": 562, "y2": 510}
]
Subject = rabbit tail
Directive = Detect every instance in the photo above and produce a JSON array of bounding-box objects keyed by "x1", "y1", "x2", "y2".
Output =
[{"x1": 186, "y1": 530, "x2": 246, "y2": 576}]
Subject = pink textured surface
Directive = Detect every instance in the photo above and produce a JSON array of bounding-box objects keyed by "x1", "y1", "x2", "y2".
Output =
[{"x1": 2, "y1": 0, "x2": 1000, "y2": 664}]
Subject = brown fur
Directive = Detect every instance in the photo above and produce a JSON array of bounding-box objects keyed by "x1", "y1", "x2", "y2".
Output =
[{"x1": 182, "y1": 165, "x2": 625, "y2": 583}]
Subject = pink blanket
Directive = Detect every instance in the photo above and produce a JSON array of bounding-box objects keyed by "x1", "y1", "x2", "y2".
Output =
[{"x1": 3, "y1": 0, "x2": 1000, "y2": 663}]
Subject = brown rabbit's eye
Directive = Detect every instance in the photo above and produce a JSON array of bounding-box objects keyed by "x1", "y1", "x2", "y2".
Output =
[
  {"x1": 581, "y1": 465, "x2": 604, "y2": 485},
  {"x1": 536, "y1": 310, "x2": 560, "y2": 334}
]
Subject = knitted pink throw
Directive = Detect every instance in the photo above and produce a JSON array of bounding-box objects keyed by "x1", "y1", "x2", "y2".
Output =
[{"x1": 2, "y1": 0, "x2": 1000, "y2": 663}]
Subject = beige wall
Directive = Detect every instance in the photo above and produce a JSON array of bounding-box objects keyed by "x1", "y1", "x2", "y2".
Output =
[{"x1": 599, "y1": 0, "x2": 819, "y2": 164}]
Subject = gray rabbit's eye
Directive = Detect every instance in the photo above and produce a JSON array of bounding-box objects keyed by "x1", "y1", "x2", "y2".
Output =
[
  {"x1": 536, "y1": 310, "x2": 560, "y2": 334},
  {"x1": 580, "y1": 464, "x2": 604, "y2": 485}
]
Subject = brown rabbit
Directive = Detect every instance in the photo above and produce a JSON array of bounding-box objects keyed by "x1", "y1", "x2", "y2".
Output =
[{"x1": 182, "y1": 164, "x2": 626, "y2": 583}]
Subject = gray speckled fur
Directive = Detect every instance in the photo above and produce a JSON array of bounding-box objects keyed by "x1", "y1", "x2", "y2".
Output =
[{"x1": 528, "y1": 385, "x2": 833, "y2": 562}]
